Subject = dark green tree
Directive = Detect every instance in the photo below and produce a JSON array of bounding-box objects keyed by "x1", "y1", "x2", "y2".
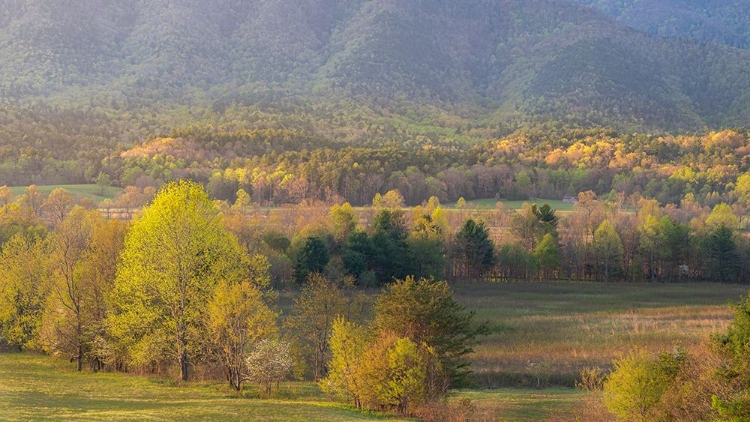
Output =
[
  {"x1": 370, "y1": 209, "x2": 412, "y2": 283},
  {"x1": 532, "y1": 203, "x2": 559, "y2": 238},
  {"x1": 343, "y1": 230, "x2": 371, "y2": 280},
  {"x1": 295, "y1": 236, "x2": 329, "y2": 284},
  {"x1": 373, "y1": 277, "x2": 489, "y2": 388},
  {"x1": 707, "y1": 224, "x2": 738, "y2": 283},
  {"x1": 453, "y1": 219, "x2": 495, "y2": 281}
]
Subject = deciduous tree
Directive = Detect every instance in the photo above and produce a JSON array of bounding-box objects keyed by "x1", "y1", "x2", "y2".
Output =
[
  {"x1": 0, "y1": 234, "x2": 49, "y2": 350},
  {"x1": 109, "y1": 181, "x2": 248, "y2": 381},
  {"x1": 41, "y1": 206, "x2": 98, "y2": 370},
  {"x1": 245, "y1": 339, "x2": 293, "y2": 395},
  {"x1": 284, "y1": 274, "x2": 351, "y2": 381},
  {"x1": 594, "y1": 220, "x2": 623, "y2": 282},
  {"x1": 208, "y1": 275, "x2": 277, "y2": 391}
]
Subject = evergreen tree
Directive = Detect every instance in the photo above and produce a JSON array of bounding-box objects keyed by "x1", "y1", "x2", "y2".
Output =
[
  {"x1": 707, "y1": 224, "x2": 738, "y2": 283},
  {"x1": 294, "y1": 236, "x2": 329, "y2": 284},
  {"x1": 453, "y1": 219, "x2": 495, "y2": 281},
  {"x1": 370, "y1": 209, "x2": 412, "y2": 283},
  {"x1": 373, "y1": 277, "x2": 489, "y2": 387}
]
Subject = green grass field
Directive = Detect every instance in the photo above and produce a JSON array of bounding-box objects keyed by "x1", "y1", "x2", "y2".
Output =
[
  {"x1": 0, "y1": 354, "x2": 405, "y2": 421},
  {"x1": 0, "y1": 354, "x2": 583, "y2": 421},
  {"x1": 2, "y1": 282, "x2": 745, "y2": 421},
  {"x1": 445, "y1": 198, "x2": 576, "y2": 212},
  {"x1": 8, "y1": 184, "x2": 122, "y2": 203}
]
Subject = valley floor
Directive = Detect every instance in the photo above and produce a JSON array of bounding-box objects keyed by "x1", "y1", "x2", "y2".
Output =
[
  {"x1": 0, "y1": 354, "x2": 582, "y2": 421},
  {"x1": 2, "y1": 282, "x2": 745, "y2": 421}
]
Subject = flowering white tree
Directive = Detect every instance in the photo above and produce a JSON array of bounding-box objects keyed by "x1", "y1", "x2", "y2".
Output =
[{"x1": 245, "y1": 339, "x2": 292, "y2": 394}]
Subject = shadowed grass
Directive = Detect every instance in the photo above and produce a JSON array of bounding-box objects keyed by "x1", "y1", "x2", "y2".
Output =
[{"x1": 0, "y1": 354, "x2": 405, "y2": 421}]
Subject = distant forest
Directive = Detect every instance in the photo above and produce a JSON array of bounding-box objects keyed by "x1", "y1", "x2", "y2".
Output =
[{"x1": 0, "y1": 0, "x2": 748, "y2": 212}]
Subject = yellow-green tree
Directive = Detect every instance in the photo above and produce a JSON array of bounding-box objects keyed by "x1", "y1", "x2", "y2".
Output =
[
  {"x1": 603, "y1": 348, "x2": 682, "y2": 422},
  {"x1": 109, "y1": 181, "x2": 248, "y2": 381},
  {"x1": 41, "y1": 206, "x2": 98, "y2": 371},
  {"x1": 284, "y1": 274, "x2": 351, "y2": 380},
  {"x1": 0, "y1": 233, "x2": 49, "y2": 350},
  {"x1": 323, "y1": 321, "x2": 442, "y2": 415},
  {"x1": 594, "y1": 220, "x2": 623, "y2": 282},
  {"x1": 79, "y1": 217, "x2": 128, "y2": 370},
  {"x1": 328, "y1": 202, "x2": 358, "y2": 244},
  {"x1": 321, "y1": 316, "x2": 368, "y2": 408},
  {"x1": 374, "y1": 277, "x2": 488, "y2": 388},
  {"x1": 208, "y1": 275, "x2": 277, "y2": 391}
]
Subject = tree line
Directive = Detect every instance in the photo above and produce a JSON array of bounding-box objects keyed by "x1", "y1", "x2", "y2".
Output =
[{"x1": 110, "y1": 127, "x2": 750, "y2": 210}]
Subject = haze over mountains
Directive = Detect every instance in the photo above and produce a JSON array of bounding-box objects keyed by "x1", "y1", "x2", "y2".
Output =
[
  {"x1": 0, "y1": 0, "x2": 749, "y2": 131},
  {"x1": 574, "y1": 0, "x2": 750, "y2": 49}
]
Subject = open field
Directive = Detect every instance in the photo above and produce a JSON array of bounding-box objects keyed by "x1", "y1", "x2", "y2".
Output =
[
  {"x1": 0, "y1": 354, "x2": 405, "y2": 421},
  {"x1": 450, "y1": 389, "x2": 585, "y2": 421},
  {"x1": 450, "y1": 198, "x2": 576, "y2": 212},
  {"x1": 0, "y1": 354, "x2": 583, "y2": 421},
  {"x1": 2, "y1": 283, "x2": 746, "y2": 421},
  {"x1": 8, "y1": 184, "x2": 123, "y2": 203},
  {"x1": 456, "y1": 282, "x2": 748, "y2": 387}
]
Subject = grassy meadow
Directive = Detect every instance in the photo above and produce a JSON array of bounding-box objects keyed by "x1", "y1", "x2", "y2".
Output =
[
  {"x1": 0, "y1": 354, "x2": 405, "y2": 421},
  {"x1": 456, "y1": 282, "x2": 748, "y2": 387},
  {"x1": 2, "y1": 282, "x2": 746, "y2": 421},
  {"x1": 9, "y1": 184, "x2": 122, "y2": 203},
  {"x1": 454, "y1": 198, "x2": 576, "y2": 212},
  {"x1": 0, "y1": 354, "x2": 583, "y2": 421}
]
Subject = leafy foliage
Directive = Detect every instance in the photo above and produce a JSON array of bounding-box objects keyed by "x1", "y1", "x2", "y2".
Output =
[
  {"x1": 0, "y1": 234, "x2": 48, "y2": 349},
  {"x1": 373, "y1": 277, "x2": 489, "y2": 388},
  {"x1": 208, "y1": 278, "x2": 277, "y2": 391},
  {"x1": 108, "y1": 181, "x2": 248, "y2": 380}
]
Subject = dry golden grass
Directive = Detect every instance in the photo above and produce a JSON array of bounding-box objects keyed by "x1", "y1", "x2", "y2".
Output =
[{"x1": 454, "y1": 282, "x2": 747, "y2": 387}]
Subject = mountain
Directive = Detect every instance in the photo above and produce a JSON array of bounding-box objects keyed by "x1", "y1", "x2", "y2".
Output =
[
  {"x1": 0, "y1": 0, "x2": 749, "y2": 131},
  {"x1": 571, "y1": 0, "x2": 750, "y2": 50}
]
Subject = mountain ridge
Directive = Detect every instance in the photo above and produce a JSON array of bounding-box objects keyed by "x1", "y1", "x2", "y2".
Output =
[{"x1": 0, "y1": 0, "x2": 749, "y2": 131}]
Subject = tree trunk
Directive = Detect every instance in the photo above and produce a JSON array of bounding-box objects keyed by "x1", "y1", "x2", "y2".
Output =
[
  {"x1": 179, "y1": 350, "x2": 189, "y2": 381},
  {"x1": 76, "y1": 318, "x2": 83, "y2": 372},
  {"x1": 604, "y1": 259, "x2": 609, "y2": 282}
]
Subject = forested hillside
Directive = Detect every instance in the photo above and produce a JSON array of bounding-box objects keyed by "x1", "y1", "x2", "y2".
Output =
[
  {"x1": 0, "y1": 0, "x2": 750, "y2": 132},
  {"x1": 573, "y1": 0, "x2": 750, "y2": 49}
]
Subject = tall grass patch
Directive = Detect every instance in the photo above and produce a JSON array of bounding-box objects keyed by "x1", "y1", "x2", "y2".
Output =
[{"x1": 455, "y1": 282, "x2": 747, "y2": 388}]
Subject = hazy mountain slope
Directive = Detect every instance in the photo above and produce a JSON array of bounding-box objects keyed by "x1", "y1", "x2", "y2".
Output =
[
  {"x1": 0, "y1": 0, "x2": 132, "y2": 96},
  {"x1": 0, "y1": 0, "x2": 748, "y2": 131},
  {"x1": 573, "y1": 0, "x2": 750, "y2": 49}
]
